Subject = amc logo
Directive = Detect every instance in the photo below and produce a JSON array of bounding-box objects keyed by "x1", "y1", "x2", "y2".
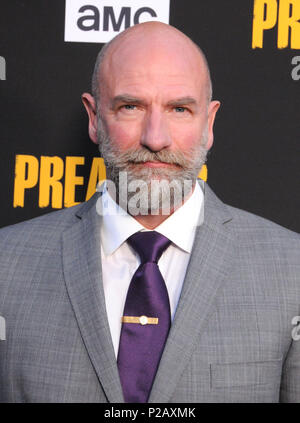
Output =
[{"x1": 65, "y1": 0, "x2": 170, "y2": 43}]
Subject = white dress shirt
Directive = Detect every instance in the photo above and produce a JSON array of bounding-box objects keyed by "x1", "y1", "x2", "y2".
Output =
[{"x1": 100, "y1": 181, "x2": 204, "y2": 358}]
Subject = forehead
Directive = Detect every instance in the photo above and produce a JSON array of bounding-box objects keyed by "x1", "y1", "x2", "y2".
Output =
[{"x1": 100, "y1": 36, "x2": 207, "y2": 102}]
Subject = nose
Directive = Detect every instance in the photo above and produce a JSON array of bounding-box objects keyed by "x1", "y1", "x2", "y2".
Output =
[{"x1": 140, "y1": 108, "x2": 172, "y2": 152}]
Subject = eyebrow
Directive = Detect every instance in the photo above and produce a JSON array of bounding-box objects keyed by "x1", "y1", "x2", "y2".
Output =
[
  {"x1": 166, "y1": 97, "x2": 197, "y2": 107},
  {"x1": 111, "y1": 94, "x2": 198, "y2": 108},
  {"x1": 111, "y1": 94, "x2": 146, "y2": 108}
]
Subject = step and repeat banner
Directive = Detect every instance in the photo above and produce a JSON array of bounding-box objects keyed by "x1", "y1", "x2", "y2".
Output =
[{"x1": 0, "y1": 0, "x2": 299, "y2": 232}]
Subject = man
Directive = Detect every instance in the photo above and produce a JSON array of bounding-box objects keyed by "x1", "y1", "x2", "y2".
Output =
[{"x1": 0, "y1": 22, "x2": 299, "y2": 403}]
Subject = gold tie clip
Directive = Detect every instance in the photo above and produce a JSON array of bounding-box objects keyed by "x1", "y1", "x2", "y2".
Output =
[{"x1": 121, "y1": 315, "x2": 159, "y2": 325}]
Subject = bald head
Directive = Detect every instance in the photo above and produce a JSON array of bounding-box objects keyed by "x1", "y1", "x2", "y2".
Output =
[{"x1": 91, "y1": 22, "x2": 212, "y2": 107}]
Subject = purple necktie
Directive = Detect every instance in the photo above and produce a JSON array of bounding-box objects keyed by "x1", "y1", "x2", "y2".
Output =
[{"x1": 117, "y1": 231, "x2": 172, "y2": 403}]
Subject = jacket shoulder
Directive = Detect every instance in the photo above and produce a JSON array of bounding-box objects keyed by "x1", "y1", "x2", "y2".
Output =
[
  {"x1": 0, "y1": 192, "x2": 99, "y2": 249},
  {"x1": 225, "y1": 203, "x2": 299, "y2": 242},
  {"x1": 204, "y1": 182, "x2": 299, "y2": 243}
]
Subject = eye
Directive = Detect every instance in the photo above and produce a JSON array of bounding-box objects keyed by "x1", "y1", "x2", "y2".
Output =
[
  {"x1": 122, "y1": 104, "x2": 137, "y2": 111},
  {"x1": 174, "y1": 106, "x2": 188, "y2": 113}
]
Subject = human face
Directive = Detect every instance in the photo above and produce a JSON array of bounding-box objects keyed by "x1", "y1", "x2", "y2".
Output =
[{"x1": 97, "y1": 42, "x2": 219, "y2": 170}]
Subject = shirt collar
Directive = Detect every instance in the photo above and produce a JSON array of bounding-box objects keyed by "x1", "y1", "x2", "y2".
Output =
[
  {"x1": 155, "y1": 181, "x2": 204, "y2": 253},
  {"x1": 100, "y1": 180, "x2": 204, "y2": 255}
]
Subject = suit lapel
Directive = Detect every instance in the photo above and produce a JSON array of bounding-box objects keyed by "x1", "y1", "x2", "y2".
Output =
[
  {"x1": 62, "y1": 193, "x2": 124, "y2": 403},
  {"x1": 148, "y1": 183, "x2": 237, "y2": 402}
]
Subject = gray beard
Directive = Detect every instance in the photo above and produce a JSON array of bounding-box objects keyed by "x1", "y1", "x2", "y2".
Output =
[{"x1": 97, "y1": 118, "x2": 208, "y2": 215}]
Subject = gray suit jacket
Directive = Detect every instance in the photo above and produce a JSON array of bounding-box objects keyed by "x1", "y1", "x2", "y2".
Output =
[{"x1": 0, "y1": 182, "x2": 299, "y2": 403}]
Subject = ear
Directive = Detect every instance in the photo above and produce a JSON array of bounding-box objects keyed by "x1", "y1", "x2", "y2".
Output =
[
  {"x1": 205, "y1": 100, "x2": 221, "y2": 151},
  {"x1": 82, "y1": 93, "x2": 98, "y2": 144}
]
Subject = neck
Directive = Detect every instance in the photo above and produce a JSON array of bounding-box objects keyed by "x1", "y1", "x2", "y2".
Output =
[
  {"x1": 131, "y1": 183, "x2": 196, "y2": 229},
  {"x1": 133, "y1": 213, "x2": 172, "y2": 230}
]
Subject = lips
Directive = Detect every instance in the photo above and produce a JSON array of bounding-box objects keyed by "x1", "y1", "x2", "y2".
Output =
[
  {"x1": 142, "y1": 161, "x2": 173, "y2": 167},
  {"x1": 131, "y1": 161, "x2": 180, "y2": 169}
]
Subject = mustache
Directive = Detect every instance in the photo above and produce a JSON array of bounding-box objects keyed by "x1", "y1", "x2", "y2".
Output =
[
  {"x1": 113, "y1": 148, "x2": 192, "y2": 168},
  {"x1": 100, "y1": 142, "x2": 200, "y2": 171}
]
